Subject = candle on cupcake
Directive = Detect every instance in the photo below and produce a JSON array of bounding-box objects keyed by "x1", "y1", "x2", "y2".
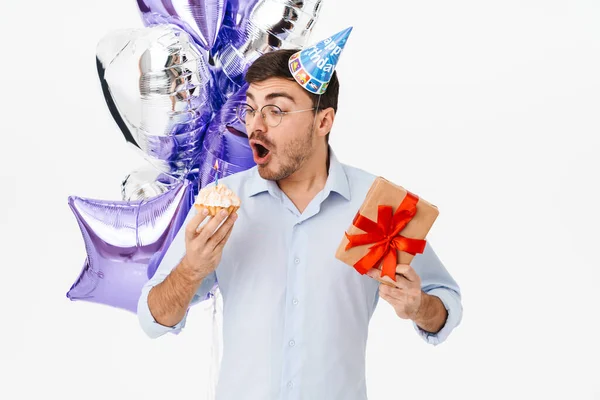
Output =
[
  {"x1": 195, "y1": 160, "x2": 241, "y2": 217},
  {"x1": 214, "y1": 160, "x2": 220, "y2": 186}
]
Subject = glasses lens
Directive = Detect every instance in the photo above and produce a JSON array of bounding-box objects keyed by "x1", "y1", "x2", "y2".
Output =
[
  {"x1": 263, "y1": 105, "x2": 283, "y2": 127},
  {"x1": 237, "y1": 104, "x2": 253, "y2": 125}
]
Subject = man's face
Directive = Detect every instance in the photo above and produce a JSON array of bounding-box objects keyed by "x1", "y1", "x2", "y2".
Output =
[{"x1": 245, "y1": 77, "x2": 318, "y2": 181}]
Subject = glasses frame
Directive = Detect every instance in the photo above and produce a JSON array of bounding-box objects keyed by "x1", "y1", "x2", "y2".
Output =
[{"x1": 236, "y1": 103, "x2": 316, "y2": 128}]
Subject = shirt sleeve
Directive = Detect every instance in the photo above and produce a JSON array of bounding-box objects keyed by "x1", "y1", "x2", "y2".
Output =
[
  {"x1": 137, "y1": 208, "x2": 218, "y2": 339},
  {"x1": 410, "y1": 242, "x2": 463, "y2": 345}
]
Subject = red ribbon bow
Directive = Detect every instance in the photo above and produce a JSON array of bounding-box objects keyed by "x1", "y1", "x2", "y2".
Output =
[{"x1": 345, "y1": 192, "x2": 427, "y2": 281}]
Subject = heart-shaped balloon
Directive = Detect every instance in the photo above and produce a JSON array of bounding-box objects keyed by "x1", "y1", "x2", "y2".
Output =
[{"x1": 96, "y1": 24, "x2": 214, "y2": 177}]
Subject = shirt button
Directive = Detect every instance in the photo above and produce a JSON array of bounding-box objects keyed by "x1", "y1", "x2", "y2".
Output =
[
  {"x1": 294, "y1": 258, "x2": 300, "y2": 264},
  {"x1": 289, "y1": 340, "x2": 295, "y2": 347},
  {"x1": 292, "y1": 298, "x2": 299, "y2": 305},
  {"x1": 287, "y1": 381, "x2": 294, "y2": 389}
]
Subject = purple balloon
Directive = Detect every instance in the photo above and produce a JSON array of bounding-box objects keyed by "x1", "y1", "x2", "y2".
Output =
[
  {"x1": 184, "y1": 82, "x2": 254, "y2": 191},
  {"x1": 137, "y1": 0, "x2": 226, "y2": 50},
  {"x1": 203, "y1": 82, "x2": 253, "y2": 162},
  {"x1": 66, "y1": 180, "x2": 194, "y2": 313},
  {"x1": 204, "y1": 128, "x2": 254, "y2": 168},
  {"x1": 137, "y1": 124, "x2": 208, "y2": 163},
  {"x1": 196, "y1": 140, "x2": 253, "y2": 188}
]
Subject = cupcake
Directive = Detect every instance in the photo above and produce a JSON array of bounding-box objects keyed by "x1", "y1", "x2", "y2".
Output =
[{"x1": 194, "y1": 183, "x2": 241, "y2": 216}]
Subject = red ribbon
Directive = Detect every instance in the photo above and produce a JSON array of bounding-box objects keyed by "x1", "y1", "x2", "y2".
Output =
[{"x1": 345, "y1": 192, "x2": 427, "y2": 281}]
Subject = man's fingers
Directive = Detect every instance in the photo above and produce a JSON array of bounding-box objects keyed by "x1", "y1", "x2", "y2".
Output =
[
  {"x1": 395, "y1": 264, "x2": 418, "y2": 282},
  {"x1": 213, "y1": 221, "x2": 235, "y2": 251},
  {"x1": 366, "y1": 267, "x2": 416, "y2": 291},
  {"x1": 208, "y1": 211, "x2": 237, "y2": 249},
  {"x1": 380, "y1": 284, "x2": 404, "y2": 301},
  {"x1": 390, "y1": 274, "x2": 412, "y2": 290},
  {"x1": 366, "y1": 268, "x2": 394, "y2": 282},
  {"x1": 195, "y1": 209, "x2": 232, "y2": 243},
  {"x1": 366, "y1": 269, "x2": 404, "y2": 289},
  {"x1": 185, "y1": 208, "x2": 209, "y2": 240},
  {"x1": 379, "y1": 289, "x2": 402, "y2": 308},
  {"x1": 366, "y1": 265, "x2": 418, "y2": 285}
]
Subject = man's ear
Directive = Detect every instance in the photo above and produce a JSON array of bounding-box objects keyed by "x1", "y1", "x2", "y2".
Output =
[{"x1": 317, "y1": 108, "x2": 336, "y2": 137}]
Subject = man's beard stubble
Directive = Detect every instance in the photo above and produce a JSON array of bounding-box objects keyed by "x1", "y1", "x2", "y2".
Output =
[{"x1": 255, "y1": 126, "x2": 315, "y2": 182}]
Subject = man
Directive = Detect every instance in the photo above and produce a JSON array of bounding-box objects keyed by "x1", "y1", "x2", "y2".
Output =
[{"x1": 137, "y1": 48, "x2": 462, "y2": 399}]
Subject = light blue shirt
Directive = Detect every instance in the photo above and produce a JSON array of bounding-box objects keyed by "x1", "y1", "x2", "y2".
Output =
[{"x1": 138, "y1": 148, "x2": 462, "y2": 400}]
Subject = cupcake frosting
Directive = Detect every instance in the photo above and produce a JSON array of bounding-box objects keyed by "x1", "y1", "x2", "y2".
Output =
[{"x1": 195, "y1": 183, "x2": 241, "y2": 208}]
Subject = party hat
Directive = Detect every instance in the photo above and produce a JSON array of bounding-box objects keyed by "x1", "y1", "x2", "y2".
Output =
[{"x1": 289, "y1": 26, "x2": 352, "y2": 95}]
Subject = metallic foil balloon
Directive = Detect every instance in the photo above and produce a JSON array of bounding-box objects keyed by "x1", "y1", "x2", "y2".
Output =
[
  {"x1": 186, "y1": 83, "x2": 254, "y2": 190},
  {"x1": 203, "y1": 127, "x2": 254, "y2": 168},
  {"x1": 211, "y1": 0, "x2": 323, "y2": 98},
  {"x1": 121, "y1": 165, "x2": 182, "y2": 201},
  {"x1": 196, "y1": 141, "x2": 252, "y2": 188},
  {"x1": 96, "y1": 24, "x2": 214, "y2": 177},
  {"x1": 137, "y1": 0, "x2": 226, "y2": 50},
  {"x1": 233, "y1": 0, "x2": 323, "y2": 47},
  {"x1": 66, "y1": 180, "x2": 194, "y2": 313},
  {"x1": 203, "y1": 82, "x2": 253, "y2": 163}
]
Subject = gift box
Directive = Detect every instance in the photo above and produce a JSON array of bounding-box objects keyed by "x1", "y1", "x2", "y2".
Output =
[{"x1": 335, "y1": 177, "x2": 439, "y2": 287}]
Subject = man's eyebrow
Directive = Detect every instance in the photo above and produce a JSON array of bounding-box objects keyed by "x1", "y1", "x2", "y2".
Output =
[
  {"x1": 245, "y1": 91, "x2": 296, "y2": 104},
  {"x1": 265, "y1": 92, "x2": 296, "y2": 104}
]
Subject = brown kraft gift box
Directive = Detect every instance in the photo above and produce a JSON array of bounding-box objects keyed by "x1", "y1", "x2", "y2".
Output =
[{"x1": 335, "y1": 176, "x2": 439, "y2": 287}]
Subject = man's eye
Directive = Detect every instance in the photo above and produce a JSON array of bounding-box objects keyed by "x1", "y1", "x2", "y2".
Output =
[{"x1": 270, "y1": 109, "x2": 284, "y2": 116}]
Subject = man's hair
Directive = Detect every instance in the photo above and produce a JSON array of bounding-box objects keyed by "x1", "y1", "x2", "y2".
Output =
[{"x1": 244, "y1": 49, "x2": 340, "y2": 114}]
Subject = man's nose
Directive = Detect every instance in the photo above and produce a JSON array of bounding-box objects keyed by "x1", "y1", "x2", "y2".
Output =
[{"x1": 248, "y1": 110, "x2": 268, "y2": 133}]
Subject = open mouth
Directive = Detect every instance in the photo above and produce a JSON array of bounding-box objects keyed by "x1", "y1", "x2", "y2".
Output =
[
  {"x1": 250, "y1": 140, "x2": 271, "y2": 163},
  {"x1": 255, "y1": 143, "x2": 269, "y2": 158}
]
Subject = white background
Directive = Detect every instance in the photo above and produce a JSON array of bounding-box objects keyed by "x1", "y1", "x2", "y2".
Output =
[{"x1": 0, "y1": 0, "x2": 599, "y2": 399}]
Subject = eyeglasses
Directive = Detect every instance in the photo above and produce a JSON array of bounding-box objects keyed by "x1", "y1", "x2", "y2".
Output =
[{"x1": 236, "y1": 103, "x2": 316, "y2": 128}]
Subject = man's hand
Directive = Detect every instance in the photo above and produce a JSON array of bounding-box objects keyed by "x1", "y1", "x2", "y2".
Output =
[
  {"x1": 367, "y1": 264, "x2": 423, "y2": 320},
  {"x1": 181, "y1": 207, "x2": 237, "y2": 280},
  {"x1": 367, "y1": 264, "x2": 448, "y2": 334},
  {"x1": 147, "y1": 207, "x2": 238, "y2": 328}
]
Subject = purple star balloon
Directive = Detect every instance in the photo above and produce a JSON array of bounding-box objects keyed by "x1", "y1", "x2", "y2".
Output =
[{"x1": 66, "y1": 180, "x2": 194, "y2": 313}]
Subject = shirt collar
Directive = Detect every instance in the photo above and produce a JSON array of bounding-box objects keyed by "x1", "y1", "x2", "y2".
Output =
[{"x1": 248, "y1": 146, "x2": 351, "y2": 201}]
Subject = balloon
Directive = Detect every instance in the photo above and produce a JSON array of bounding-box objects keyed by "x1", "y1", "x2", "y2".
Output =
[
  {"x1": 132, "y1": 125, "x2": 207, "y2": 177},
  {"x1": 66, "y1": 180, "x2": 194, "y2": 313},
  {"x1": 196, "y1": 142, "x2": 252, "y2": 188},
  {"x1": 96, "y1": 24, "x2": 213, "y2": 177},
  {"x1": 121, "y1": 165, "x2": 181, "y2": 201},
  {"x1": 185, "y1": 82, "x2": 254, "y2": 189},
  {"x1": 203, "y1": 83, "x2": 253, "y2": 163},
  {"x1": 210, "y1": 0, "x2": 324, "y2": 101},
  {"x1": 289, "y1": 26, "x2": 352, "y2": 94},
  {"x1": 203, "y1": 127, "x2": 255, "y2": 168},
  {"x1": 136, "y1": 0, "x2": 226, "y2": 50}
]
